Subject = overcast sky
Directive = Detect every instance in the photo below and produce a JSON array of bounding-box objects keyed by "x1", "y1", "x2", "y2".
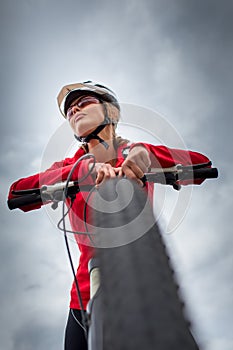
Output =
[{"x1": 1, "y1": 0, "x2": 233, "y2": 349}]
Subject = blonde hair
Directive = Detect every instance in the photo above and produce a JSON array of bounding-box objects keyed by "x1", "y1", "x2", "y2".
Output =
[
  {"x1": 105, "y1": 102, "x2": 120, "y2": 126},
  {"x1": 107, "y1": 104, "x2": 130, "y2": 146}
]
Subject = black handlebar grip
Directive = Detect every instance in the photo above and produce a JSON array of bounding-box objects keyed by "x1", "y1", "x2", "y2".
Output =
[
  {"x1": 192, "y1": 167, "x2": 218, "y2": 179},
  {"x1": 7, "y1": 193, "x2": 42, "y2": 210}
]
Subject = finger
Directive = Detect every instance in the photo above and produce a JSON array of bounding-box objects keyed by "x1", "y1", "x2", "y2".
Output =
[
  {"x1": 128, "y1": 147, "x2": 151, "y2": 171},
  {"x1": 141, "y1": 153, "x2": 151, "y2": 169},
  {"x1": 132, "y1": 158, "x2": 148, "y2": 173},
  {"x1": 113, "y1": 167, "x2": 122, "y2": 173},
  {"x1": 108, "y1": 167, "x2": 117, "y2": 179},
  {"x1": 96, "y1": 166, "x2": 108, "y2": 184},
  {"x1": 118, "y1": 168, "x2": 123, "y2": 177},
  {"x1": 122, "y1": 160, "x2": 144, "y2": 178},
  {"x1": 122, "y1": 166, "x2": 144, "y2": 187},
  {"x1": 134, "y1": 152, "x2": 151, "y2": 172},
  {"x1": 96, "y1": 166, "x2": 116, "y2": 185},
  {"x1": 96, "y1": 170, "x2": 104, "y2": 185}
]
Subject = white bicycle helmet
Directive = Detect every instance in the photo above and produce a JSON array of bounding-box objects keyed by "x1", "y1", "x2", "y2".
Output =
[
  {"x1": 57, "y1": 81, "x2": 120, "y2": 148},
  {"x1": 57, "y1": 80, "x2": 120, "y2": 117}
]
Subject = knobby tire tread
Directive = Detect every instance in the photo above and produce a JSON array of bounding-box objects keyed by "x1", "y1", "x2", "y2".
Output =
[{"x1": 93, "y1": 178, "x2": 200, "y2": 350}]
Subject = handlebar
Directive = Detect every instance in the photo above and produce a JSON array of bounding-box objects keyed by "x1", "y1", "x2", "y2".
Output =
[
  {"x1": 143, "y1": 166, "x2": 218, "y2": 184},
  {"x1": 8, "y1": 163, "x2": 218, "y2": 210}
]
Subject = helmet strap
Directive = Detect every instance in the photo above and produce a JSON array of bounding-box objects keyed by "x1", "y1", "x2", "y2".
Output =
[
  {"x1": 74, "y1": 123, "x2": 109, "y2": 149},
  {"x1": 74, "y1": 103, "x2": 114, "y2": 149}
]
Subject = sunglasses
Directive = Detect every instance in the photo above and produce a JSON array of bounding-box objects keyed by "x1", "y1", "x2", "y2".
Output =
[{"x1": 66, "y1": 95, "x2": 100, "y2": 120}]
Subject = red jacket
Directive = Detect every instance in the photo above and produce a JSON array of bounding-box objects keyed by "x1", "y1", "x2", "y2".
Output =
[{"x1": 8, "y1": 142, "x2": 210, "y2": 310}]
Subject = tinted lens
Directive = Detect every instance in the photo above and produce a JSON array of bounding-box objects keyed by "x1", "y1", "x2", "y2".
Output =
[
  {"x1": 78, "y1": 95, "x2": 100, "y2": 108},
  {"x1": 66, "y1": 96, "x2": 100, "y2": 119}
]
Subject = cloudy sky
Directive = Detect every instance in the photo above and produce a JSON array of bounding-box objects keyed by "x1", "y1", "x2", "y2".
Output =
[{"x1": 1, "y1": 0, "x2": 233, "y2": 349}]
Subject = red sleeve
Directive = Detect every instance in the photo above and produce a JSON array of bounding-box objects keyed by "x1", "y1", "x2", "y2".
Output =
[
  {"x1": 130, "y1": 143, "x2": 210, "y2": 167},
  {"x1": 8, "y1": 151, "x2": 95, "y2": 212}
]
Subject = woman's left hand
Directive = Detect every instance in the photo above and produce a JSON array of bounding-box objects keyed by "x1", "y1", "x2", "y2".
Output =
[{"x1": 120, "y1": 146, "x2": 151, "y2": 186}]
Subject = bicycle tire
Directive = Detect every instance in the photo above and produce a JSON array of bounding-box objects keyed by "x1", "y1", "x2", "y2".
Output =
[{"x1": 93, "y1": 178, "x2": 200, "y2": 350}]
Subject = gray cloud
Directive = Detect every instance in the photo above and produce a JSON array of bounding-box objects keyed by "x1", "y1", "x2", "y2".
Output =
[{"x1": 1, "y1": 0, "x2": 232, "y2": 349}]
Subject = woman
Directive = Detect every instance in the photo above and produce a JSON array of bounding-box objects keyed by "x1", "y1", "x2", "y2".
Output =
[{"x1": 8, "y1": 81, "x2": 211, "y2": 349}]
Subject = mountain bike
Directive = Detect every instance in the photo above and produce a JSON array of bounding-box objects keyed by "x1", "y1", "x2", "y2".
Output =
[{"x1": 8, "y1": 157, "x2": 218, "y2": 350}]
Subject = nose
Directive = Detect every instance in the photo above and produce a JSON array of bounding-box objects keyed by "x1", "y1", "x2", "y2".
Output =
[
  {"x1": 71, "y1": 104, "x2": 80, "y2": 113},
  {"x1": 67, "y1": 104, "x2": 80, "y2": 120}
]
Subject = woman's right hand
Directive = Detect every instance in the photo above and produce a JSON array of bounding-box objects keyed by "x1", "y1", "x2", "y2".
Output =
[{"x1": 94, "y1": 163, "x2": 122, "y2": 186}]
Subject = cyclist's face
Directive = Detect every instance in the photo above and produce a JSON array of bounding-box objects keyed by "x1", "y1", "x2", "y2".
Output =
[{"x1": 67, "y1": 95, "x2": 105, "y2": 137}]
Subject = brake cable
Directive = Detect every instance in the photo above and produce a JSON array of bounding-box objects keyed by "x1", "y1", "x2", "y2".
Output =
[{"x1": 58, "y1": 153, "x2": 97, "y2": 338}]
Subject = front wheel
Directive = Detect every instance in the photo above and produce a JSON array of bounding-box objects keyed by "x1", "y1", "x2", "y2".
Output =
[{"x1": 92, "y1": 178, "x2": 200, "y2": 350}]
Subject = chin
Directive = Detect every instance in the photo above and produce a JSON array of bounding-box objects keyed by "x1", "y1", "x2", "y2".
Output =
[{"x1": 75, "y1": 126, "x2": 96, "y2": 137}]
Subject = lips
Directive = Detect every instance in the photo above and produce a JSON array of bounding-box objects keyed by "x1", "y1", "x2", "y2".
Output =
[{"x1": 74, "y1": 113, "x2": 86, "y2": 122}]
